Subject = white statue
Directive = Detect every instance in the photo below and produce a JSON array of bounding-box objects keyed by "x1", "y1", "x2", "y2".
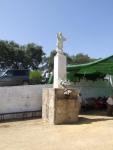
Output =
[{"x1": 56, "y1": 32, "x2": 66, "y2": 53}]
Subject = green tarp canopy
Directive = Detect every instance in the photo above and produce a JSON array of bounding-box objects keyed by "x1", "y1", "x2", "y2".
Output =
[
  {"x1": 48, "y1": 55, "x2": 113, "y2": 83},
  {"x1": 67, "y1": 55, "x2": 113, "y2": 82}
]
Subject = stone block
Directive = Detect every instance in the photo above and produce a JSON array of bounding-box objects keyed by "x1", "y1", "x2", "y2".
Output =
[{"x1": 42, "y1": 88, "x2": 81, "y2": 124}]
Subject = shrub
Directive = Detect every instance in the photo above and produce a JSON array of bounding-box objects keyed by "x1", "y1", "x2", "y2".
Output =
[{"x1": 29, "y1": 70, "x2": 42, "y2": 84}]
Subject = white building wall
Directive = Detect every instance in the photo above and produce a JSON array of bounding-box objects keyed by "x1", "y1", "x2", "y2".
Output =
[{"x1": 0, "y1": 84, "x2": 52, "y2": 114}]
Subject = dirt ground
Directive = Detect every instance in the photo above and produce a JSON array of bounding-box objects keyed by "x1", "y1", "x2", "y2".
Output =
[{"x1": 0, "y1": 110, "x2": 113, "y2": 150}]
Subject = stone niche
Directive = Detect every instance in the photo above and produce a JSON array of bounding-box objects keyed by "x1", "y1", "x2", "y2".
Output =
[{"x1": 42, "y1": 88, "x2": 80, "y2": 124}]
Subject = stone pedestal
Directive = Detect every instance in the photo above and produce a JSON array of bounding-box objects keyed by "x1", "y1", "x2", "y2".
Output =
[
  {"x1": 53, "y1": 53, "x2": 66, "y2": 88},
  {"x1": 42, "y1": 88, "x2": 80, "y2": 124}
]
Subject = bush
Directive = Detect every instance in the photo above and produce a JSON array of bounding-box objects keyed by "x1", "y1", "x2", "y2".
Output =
[{"x1": 29, "y1": 70, "x2": 42, "y2": 84}]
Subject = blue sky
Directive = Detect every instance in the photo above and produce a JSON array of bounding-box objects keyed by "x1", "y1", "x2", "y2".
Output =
[{"x1": 0, "y1": 0, "x2": 113, "y2": 58}]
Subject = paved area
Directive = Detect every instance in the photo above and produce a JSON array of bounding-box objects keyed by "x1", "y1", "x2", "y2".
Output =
[{"x1": 0, "y1": 110, "x2": 113, "y2": 150}]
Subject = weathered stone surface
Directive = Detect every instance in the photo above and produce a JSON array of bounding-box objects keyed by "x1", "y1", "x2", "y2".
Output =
[{"x1": 42, "y1": 88, "x2": 81, "y2": 124}]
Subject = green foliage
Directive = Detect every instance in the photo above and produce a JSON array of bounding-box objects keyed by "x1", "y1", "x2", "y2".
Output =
[
  {"x1": 0, "y1": 39, "x2": 98, "y2": 77},
  {"x1": 0, "y1": 40, "x2": 44, "y2": 69},
  {"x1": 29, "y1": 70, "x2": 42, "y2": 84},
  {"x1": 47, "y1": 50, "x2": 73, "y2": 71},
  {"x1": 47, "y1": 50, "x2": 56, "y2": 72},
  {"x1": 71, "y1": 53, "x2": 96, "y2": 64},
  {"x1": 26, "y1": 43, "x2": 45, "y2": 69}
]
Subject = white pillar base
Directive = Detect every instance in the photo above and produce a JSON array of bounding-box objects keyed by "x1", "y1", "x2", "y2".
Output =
[{"x1": 53, "y1": 52, "x2": 66, "y2": 88}]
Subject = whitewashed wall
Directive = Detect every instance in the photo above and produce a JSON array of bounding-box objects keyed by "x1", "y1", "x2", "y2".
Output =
[
  {"x1": 74, "y1": 79, "x2": 113, "y2": 99},
  {"x1": 0, "y1": 80, "x2": 112, "y2": 115},
  {"x1": 0, "y1": 84, "x2": 52, "y2": 114}
]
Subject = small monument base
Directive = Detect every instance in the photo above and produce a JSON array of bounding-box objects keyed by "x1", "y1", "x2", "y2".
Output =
[{"x1": 42, "y1": 88, "x2": 80, "y2": 124}]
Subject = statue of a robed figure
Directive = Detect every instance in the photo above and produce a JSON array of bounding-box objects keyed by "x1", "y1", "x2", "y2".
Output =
[
  {"x1": 42, "y1": 32, "x2": 80, "y2": 125},
  {"x1": 56, "y1": 32, "x2": 66, "y2": 54}
]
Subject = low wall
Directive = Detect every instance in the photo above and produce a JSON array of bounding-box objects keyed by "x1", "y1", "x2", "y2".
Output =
[
  {"x1": 0, "y1": 80, "x2": 112, "y2": 121},
  {"x1": 0, "y1": 84, "x2": 52, "y2": 119},
  {"x1": 74, "y1": 79, "x2": 113, "y2": 99},
  {"x1": 0, "y1": 80, "x2": 111, "y2": 114}
]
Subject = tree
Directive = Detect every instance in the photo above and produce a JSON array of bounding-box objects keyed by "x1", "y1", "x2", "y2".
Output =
[
  {"x1": 47, "y1": 51, "x2": 97, "y2": 72},
  {"x1": 0, "y1": 40, "x2": 19, "y2": 68},
  {"x1": 47, "y1": 50, "x2": 56, "y2": 72},
  {"x1": 47, "y1": 50, "x2": 73, "y2": 72},
  {"x1": 71, "y1": 53, "x2": 96, "y2": 64},
  {"x1": 0, "y1": 40, "x2": 45, "y2": 69},
  {"x1": 64, "y1": 53, "x2": 73, "y2": 64},
  {"x1": 25, "y1": 43, "x2": 45, "y2": 69}
]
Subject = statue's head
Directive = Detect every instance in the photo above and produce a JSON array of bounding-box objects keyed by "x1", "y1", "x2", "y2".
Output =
[
  {"x1": 59, "y1": 32, "x2": 62, "y2": 36},
  {"x1": 57, "y1": 32, "x2": 62, "y2": 36}
]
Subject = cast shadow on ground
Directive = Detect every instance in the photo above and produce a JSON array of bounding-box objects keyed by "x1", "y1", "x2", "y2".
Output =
[
  {"x1": 62, "y1": 109, "x2": 113, "y2": 125},
  {"x1": 80, "y1": 109, "x2": 108, "y2": 116},
  {"x1": 77, "y1": 116, "x2": 113, "y2": 125},
  {"x1": 62, "y1": 116, "x2": 113, "y2": 125}
]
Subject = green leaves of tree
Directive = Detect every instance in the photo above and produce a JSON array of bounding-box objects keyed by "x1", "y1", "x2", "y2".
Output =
[
  {"x1": 0, "y1": 40, "x2": 44, "y2": 69},
  {"x1": 47, "y1": 51, "x2": 96, "y2": 71}
]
